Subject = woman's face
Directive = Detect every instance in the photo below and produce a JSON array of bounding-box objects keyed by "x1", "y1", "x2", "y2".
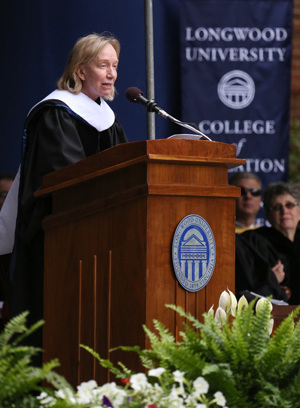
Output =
[
  {"x1": 77, "y1": 43, "x2": 118, "y2": 100},
  {"x1": 267, "y1": 193, "x2": 300, "y2": 238}
]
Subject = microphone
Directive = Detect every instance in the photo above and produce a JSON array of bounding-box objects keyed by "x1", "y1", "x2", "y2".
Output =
[
  {"x1": 125, "y1": 87, "x2": 167, "y2": 116},
  {"x1": 125, "y1": 87, "x2": 212, "y2": 141}
]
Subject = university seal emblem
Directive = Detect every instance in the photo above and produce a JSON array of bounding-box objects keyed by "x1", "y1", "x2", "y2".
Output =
[
  {"x1": 172, "y1": 215, "x2": 216, "y2": 292},
  {"x1": 217, "y1": 70, "x2": 255, "y2": 109}
]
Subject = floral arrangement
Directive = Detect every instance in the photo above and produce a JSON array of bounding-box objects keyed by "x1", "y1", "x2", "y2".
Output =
[
  {"x1": 1, "y1": 290, "x2": 300, "y2": 407},
  {"x1": 38, "y1": 369, "x2": 227, "y2": 408}
]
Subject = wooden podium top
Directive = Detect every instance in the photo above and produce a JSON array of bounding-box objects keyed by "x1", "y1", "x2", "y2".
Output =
[{"x1": 36, "y1": 139, "x2": 245, "y2": 197}]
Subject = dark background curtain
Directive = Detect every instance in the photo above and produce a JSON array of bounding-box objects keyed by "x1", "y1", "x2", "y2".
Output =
[{"x1": 0, "y1": 0, "x2": 181, "y2": 174}]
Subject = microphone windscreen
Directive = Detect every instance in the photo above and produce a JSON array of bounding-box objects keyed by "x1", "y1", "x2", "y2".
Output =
[{"x1": 125, "y1": 87, "x2": 143, "y2": 102}]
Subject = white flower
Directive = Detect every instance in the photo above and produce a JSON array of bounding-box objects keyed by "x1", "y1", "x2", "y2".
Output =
[
  {"x1": 214, "y1": 391, "x2": 227, "y2": 406},
  {"x1": 130, "y1": 372, "x2": 149, "y2": 391},
  {"x1": 196, "y1": 405, "x2": 207, "y2": 408},
  {"x1": 193, "y1": 376, "x2": 209, "y2": 395},
  {"x1": 207, "y1": 304, "x2": 214, "y2": 316},
  {"x1": 255, "y1": 298, "x2": 274, "y2": 335},
  {"x1": 76, "y1": 379, "x2": 98, "y2": 403},
  {"x1": 215, "y1": 306, "x2": 227, "y2": 325},
  {"x1": 55, "y1": 388, "x2": 76, "y2": 403},
  {"x1": 173, "y1": 370, "x2": 185, "y2": 385},
  {"x1": 172, "y1": 370, "x2": 186, "y2": 397},
  {"x1": 219, "y1": 289, "x2": 237, "y2": 316},
  {"x1": 237, "y1": 295, "x2": 248, "y2": 313},
  {"x1": 256, "y1": 297, "x2": 273, "y2": 314},
  {"x1": 94, "y1": 382, "x2": 127, "y2": 407},
  {"x1": 267, "y1": 318, "x2": 274, "y2": 336},
  {"x1": 77, "y1": 379, "x2": 97, "y2": 392},
  {"x1": 148, "y1": 367, "x2": 166, "y2": 378},
  {"x1": 219, "y1": 290, "x2": 231, "y2": 313},
  {"x1": 152, "y1": 382, "x2": 164, "y2": 398},
  {"x1": 167, "y1": 386, "x2": 185, "y2": 408},
  {"x1": 228, "y1": 288, "x2": 237, "y2": 316},
  {"x1": 36, "y1": 391, "x2": 56, "y2": 406},
  {"x1": 185, "y1": 394, "x2": 197, "y2": 406}
]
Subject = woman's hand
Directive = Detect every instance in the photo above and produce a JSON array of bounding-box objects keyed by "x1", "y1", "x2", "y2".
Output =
[{"x1": 271, "y1": 260, "x2": 285, "y2": 283}]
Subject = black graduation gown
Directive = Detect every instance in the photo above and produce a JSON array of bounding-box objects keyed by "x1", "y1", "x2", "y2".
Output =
[
  {"x1": 253, "y1": 226, "x2": 300, "y2": 305},
  {"x1": 235, "y1": 230, "x2": 289, "y2": 303},
  {"x1": 9, "y1": 100, "x2": 127, "y2": 346}
]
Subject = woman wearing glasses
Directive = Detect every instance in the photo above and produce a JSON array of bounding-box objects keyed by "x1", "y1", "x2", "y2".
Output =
[
  {"x1": 263, "y1": 183, "x2": 300, "y2": 243},
  {"x1": 254, "y1": 182, "x2": 300, "y2": 304},
  {"x1": 236, "y1": 182, "x2": 300, "y2": 305}
]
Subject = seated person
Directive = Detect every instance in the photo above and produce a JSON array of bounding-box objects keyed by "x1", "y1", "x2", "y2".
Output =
[
  {"x1": 235, "y1": 231, "x2": 289, "y2": 303},
  {"x1": 235, "y1": 182, "x2": 300, "y2": 304},
  {"x1": 254, "y1": 182, "x2": 300, "y2": 304},
  {"x1": 229, "y1": 171, "x2": 262, "y2": 234}
]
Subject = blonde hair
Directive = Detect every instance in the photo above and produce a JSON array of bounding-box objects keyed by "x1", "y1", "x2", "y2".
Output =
[{"x1": 57, "y1": 33, "x2": 120, "y2": 101}]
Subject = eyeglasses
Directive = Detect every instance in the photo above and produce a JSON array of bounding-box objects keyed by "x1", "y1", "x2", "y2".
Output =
[
  {"x1": 269, "y1": 201, "x2": 299, "y2": 212},
  {"x1": 240, "y1": 187, "x2": 262, "y2": 197}
]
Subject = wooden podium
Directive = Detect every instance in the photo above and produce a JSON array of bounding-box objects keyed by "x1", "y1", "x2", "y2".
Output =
[{"x1": 38, "y1": 139, "x2": 244, "y2": 386}]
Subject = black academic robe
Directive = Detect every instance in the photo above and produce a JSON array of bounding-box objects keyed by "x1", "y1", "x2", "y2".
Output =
[
  {"x1": 235, "y1": 229, "x2": 289, "y2": 303},
  {"x1": 9, "y1": 100, "x2": 127, "y2": 345},
  {"x1": 253, "y1": 226, "x2": 300, "y2": 305}
]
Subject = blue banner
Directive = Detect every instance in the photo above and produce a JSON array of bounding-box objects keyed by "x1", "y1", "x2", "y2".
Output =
[{"x1": 180, "y1": 0, "x2": 293, "y2": 200}]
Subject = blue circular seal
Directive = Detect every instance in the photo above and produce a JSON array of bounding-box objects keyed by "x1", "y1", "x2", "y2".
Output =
[{"x1": 172, "y1": 215, "x2": 216, "y2": 292}]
